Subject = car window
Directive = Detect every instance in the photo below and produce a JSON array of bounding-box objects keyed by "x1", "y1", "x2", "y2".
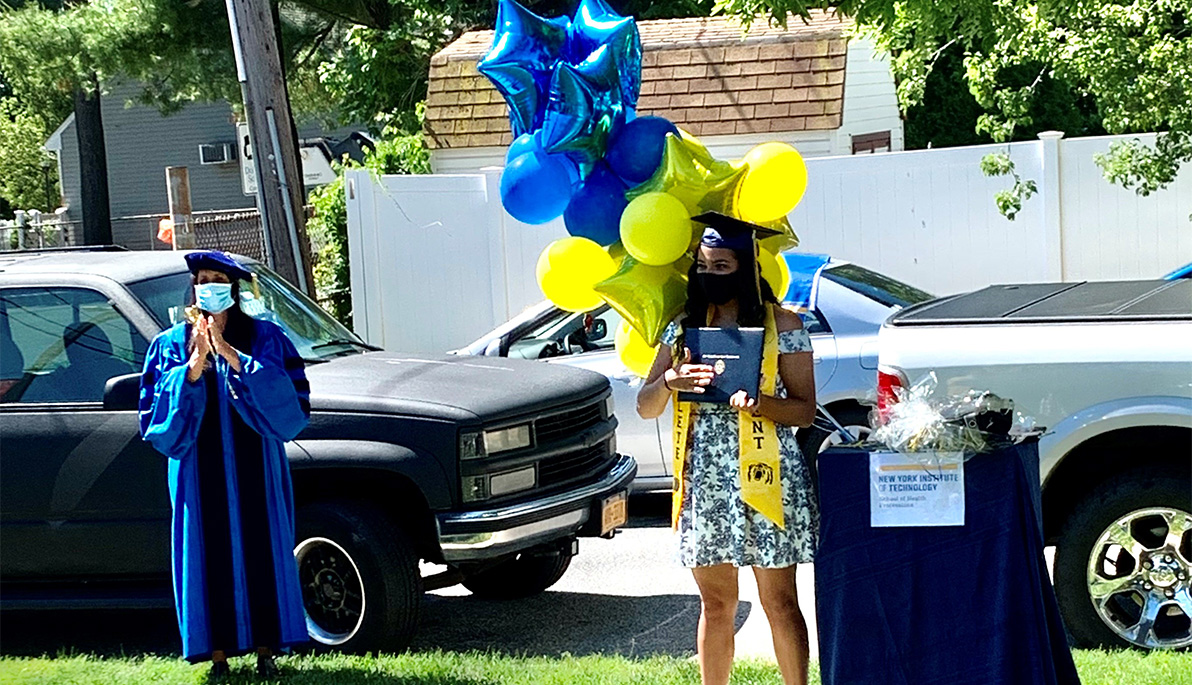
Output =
[
  {"x1": 509, "y1": 305, "x2": 623, "y2": 357},
  {"x1": 803, "y1": 310, "x2": 829, "y2": 335},
  {"x1": 821, "y1": 263, "x2": 934, "y2": 309},
  {"x1": 0, "y1": 287, "x2": 145, "y2": 403},
  {"x1": 126, "y1": 264, "x2": 369, "y2": 362}
]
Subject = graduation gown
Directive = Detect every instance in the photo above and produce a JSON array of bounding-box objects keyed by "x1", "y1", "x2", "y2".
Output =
[{"x1": 139, "y1": 318, "x2": 310, "y2": 662}]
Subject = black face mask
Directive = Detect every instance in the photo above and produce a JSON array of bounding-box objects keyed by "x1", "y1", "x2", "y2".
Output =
[{"x1": 698, "y1": 272, "x2": 740, "y2": 305}]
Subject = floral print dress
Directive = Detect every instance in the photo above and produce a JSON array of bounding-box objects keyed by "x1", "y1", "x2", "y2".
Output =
[{"x1": 662, "y1": 320, "x2": 819, "y2": 568}]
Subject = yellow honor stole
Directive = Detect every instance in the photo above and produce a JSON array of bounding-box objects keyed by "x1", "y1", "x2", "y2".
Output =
[{"x1": 671, "y1": 305, "x2": 784, "y2": 529}]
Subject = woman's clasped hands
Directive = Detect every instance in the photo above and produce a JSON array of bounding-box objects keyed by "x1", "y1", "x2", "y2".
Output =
[{"x1": 187, "y1": 316, "x2": 242, "y2": 382}]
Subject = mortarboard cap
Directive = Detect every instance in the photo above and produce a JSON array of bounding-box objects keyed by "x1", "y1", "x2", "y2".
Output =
[
  {"x1": 184, "y1": 250, "x2": 253, "y2": 282},
  {"x1": 691, "y1": 211, "x2": 782, "y2": 251}
]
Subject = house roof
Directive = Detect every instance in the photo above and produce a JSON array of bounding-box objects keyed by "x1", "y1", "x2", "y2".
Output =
[
  {"x1": 44, "y1": 113, "x2": 76, "y2": 153},
  {"x1": 425, "y1": 11, "x2": 850, "y2": 150}
]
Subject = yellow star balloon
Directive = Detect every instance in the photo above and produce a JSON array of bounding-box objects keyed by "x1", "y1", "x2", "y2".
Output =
[
  {"x1": 626, "y1": 134, "x2": 742, "y2": 215},
  {"x1": 759, "y1": 216, "x2": 800, "y2": 253},
  {"x1": 594, "y1": 253, "x2": 692, "y2": 346}
]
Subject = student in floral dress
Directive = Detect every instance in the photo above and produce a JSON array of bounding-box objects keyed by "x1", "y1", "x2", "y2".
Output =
[{"x1": 637, "y1": 215, "x2": 818, "y2": 685}]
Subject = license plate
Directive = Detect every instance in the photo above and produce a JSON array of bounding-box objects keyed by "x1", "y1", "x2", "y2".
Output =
[{"x1": 600, "y1": 491, "x2": 628, "y2": 535}]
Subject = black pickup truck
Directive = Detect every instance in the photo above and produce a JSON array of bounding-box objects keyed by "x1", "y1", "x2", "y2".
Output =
[{"x1": 0, "y1": 248, "x2": 635, "y2": 652}]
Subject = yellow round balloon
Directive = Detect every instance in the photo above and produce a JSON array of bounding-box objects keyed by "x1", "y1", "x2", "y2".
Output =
[
  {"x1": 620, "y1": 192, "x2": 692, "y2": 266},
  {"x1": 736, "y1": 142, "x2": 808, "y2": 223},
  {"x1": 615, "y1": 321, "x2": 660, "y2": 378},
  {"x1": 758, "y1": 247, "x2": 791, "y2": 301},
  {"x1": 536, "y1": 237, "x2": 617, "y2": 312}
]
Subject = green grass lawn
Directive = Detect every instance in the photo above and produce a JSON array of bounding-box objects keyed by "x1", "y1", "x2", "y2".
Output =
[{"x1": 1, "y1": 650, "x2": 1190, "y2": 685}]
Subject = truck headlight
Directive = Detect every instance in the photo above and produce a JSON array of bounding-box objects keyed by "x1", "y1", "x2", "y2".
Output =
[
  {"x1": 483, "y1": 424, "x2": 532, "y2": 455},
  {"x1": 460, "y1": 424, "x2": 532, "y2": 460},
  {"x1": 460, "y1": 431, "x2": 486, "y2": 460}
]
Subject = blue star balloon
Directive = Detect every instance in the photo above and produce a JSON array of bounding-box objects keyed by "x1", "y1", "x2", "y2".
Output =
[
  {"x1": 568, "y1": 0, "x2": 642, "y2": 108},
  {"x1": 541, "y1": 44, "x2": 626, "y2": 165},
  {"x1": 477, "y1": 0, "x2": 570, "y2": 135}
]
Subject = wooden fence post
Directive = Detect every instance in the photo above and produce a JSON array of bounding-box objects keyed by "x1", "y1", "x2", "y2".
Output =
[{"x1": 166, "y1": 166, "x2": 196, "y2": 249}]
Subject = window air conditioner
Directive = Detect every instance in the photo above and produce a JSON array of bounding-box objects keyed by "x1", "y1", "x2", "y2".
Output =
[{"x1": 198, "y1": 143, "x2": 236, "y2": 165}]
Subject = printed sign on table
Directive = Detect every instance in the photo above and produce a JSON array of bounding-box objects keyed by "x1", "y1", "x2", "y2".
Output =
[{"x1": 870, "y1": 451, "x2": 965, "y2": 527}]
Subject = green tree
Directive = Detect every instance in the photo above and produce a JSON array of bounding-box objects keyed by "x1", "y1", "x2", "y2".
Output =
[
  {"x1": 904, "y1": 42, "x2": 1105, "y2": 151},
  {"x1": 0, "y1": 97, "x2": 58, "y2": 214},
  {"x1": 713, "y1": 0, "x2": 1192, "y2": 196}
]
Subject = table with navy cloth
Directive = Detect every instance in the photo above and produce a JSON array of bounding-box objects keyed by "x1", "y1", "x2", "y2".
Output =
[{"x1": 814, "y1": 440, "x2": 1082, "y2": 685}]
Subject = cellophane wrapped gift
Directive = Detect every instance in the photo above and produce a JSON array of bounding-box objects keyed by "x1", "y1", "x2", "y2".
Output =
[{"x1": 870, "y1": 372, "x2": 1039, "y2": 461}]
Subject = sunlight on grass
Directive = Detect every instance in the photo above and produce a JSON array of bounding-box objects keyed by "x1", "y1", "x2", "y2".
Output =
[{"x1": 1, "y1": 649, "x2": 1189, "y2": 684}]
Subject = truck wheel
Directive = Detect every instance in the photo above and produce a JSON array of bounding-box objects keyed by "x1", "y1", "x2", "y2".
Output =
[
  {"x1": 462, "y1": 546, "x2": 573, "y2": 599},
  {"x1": 295, "y1": 501, "x2": 422, "y2": 653},
  {"x1": 1054, "y1": 469, "x2": 1192, "y2": 650}
]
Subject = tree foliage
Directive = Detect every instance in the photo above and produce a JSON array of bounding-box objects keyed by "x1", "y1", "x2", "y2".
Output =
[
  {"x1": 0, "y1": 98, "x2": 58, "y2": 213},
  {"x1": 714, "y1": 0, "x2": 1192, "y2": 194}
]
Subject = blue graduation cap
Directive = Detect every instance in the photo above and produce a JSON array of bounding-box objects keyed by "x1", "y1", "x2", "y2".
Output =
[
  {"x1": 691, "y1": 211, "x2": 783, "y2": 252},
  {"x1": 184, "y1": 250, "x2": 252, "y2": 282}
]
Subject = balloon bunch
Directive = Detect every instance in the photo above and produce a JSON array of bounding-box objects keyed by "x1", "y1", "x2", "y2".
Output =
[{"x1": 480, "y1": 0, "x2": 809, "y2": 376}]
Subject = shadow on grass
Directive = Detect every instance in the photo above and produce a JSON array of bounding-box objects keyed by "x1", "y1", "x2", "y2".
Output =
[
  {"x1": 1, "y1": 591, "x2": 751, "y2": 662},
  {"x1": 200, "y1": 665, "x2": 500, "y2": 685},
  {"x1": 412, "y1": 591, "x2": 751, "y2": 658}
]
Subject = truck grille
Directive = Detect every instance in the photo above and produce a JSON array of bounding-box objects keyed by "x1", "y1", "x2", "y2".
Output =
[
  {"x1": 539, "y1": 444, "x2": 616, "y2": 488},
  {"x1": 534, "y1": 401, "x2": 604, "y2": 445}
]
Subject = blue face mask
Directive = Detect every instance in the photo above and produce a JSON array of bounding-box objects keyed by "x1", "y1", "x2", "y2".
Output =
[{"x1": 194, "y1": 282, "x2": 235, "y2": 313}]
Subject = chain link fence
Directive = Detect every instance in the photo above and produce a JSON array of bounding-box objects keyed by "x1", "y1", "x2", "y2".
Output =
[
  {"x1": 2, "y1": 207, "x2": 335, "y2": 311},
  {"x1": 2, "y1": 208, "x2": 273, "y2": 260}
]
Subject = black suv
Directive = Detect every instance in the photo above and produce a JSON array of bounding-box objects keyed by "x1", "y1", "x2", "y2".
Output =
[{"x1": 0, "y1": 248, "x2": 635, "y2": 652}]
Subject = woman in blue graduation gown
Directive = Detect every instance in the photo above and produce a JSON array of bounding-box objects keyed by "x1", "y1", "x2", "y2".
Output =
[{"x1": 139, "y1": 251, "x2": 310, "y2": 678}]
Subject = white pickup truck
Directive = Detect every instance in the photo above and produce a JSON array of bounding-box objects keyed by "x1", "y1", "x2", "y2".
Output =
[{"x1": 875, "y1": 278, "x2": 1192, "y2": 651}]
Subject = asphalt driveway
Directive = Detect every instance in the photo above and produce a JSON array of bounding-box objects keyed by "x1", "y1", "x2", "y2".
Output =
[{"x1": 412, "y1": 494, "x2": 819, "y2": 660}]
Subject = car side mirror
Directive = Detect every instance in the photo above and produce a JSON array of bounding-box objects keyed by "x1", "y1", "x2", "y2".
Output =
[
  {"x1": 589, "y1": 319, "x2": 608, "y2": 342},
  {"x1": 483, "y1": 338, "x2": 503, "y2": 357},
  {"x1": 104, "y1": 373, "x2": 141, "y2": 411}
]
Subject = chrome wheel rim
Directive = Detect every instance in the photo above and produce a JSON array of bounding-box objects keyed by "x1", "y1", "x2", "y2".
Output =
[
  {"x1": 295, "y1": 536, "x2": 367, "y2": 645},
  {"x1": 820, "y1": 425, "x2": 871, "y2": 453},
  {"x1": 1086, "y1": 507, "x2": 1192, "y2": 649}
]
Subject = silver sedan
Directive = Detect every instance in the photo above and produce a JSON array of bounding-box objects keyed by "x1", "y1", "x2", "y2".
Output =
[{"x1": 456, "y1": 257, "x2": 934, "y2": 492}]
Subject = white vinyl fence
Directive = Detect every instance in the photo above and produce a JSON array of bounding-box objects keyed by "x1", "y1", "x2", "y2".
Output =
[{"x1": 346, "y1": 132, "x2": 1192, "y2": 353}]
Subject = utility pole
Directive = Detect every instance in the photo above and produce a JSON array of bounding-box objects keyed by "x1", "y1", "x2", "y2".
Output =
[
  {"x1": 224, "y1": 0, "x2": 313, "y2": 295},
  {"x1": 74, "y1": 76, "x2": 112, "y2": 246}
]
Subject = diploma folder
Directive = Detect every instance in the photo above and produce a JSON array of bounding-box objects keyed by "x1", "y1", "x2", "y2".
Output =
[{"x1": 677, "y1": 327, "x2": 764, "y2": 404}]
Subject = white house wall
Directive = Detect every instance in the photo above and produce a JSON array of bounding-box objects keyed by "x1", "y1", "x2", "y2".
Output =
[
  {"x1": 698, "y1": 130, "x2": 835, "y2": 162},
  {"x1": 429, "y1": 129, "x2": 838, "y2": 174},
  {"x1": 833, "y1": 38, "x2": 905, "y2": 155}
]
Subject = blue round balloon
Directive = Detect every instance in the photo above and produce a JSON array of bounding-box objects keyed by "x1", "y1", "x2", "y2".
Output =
[
  {"x1": 564, "y1": 162, "x2": 628, "y2": 245},
  {"x1": 506, "y1": 133, "x2": 538, "y2": 165},
  {"x1": 507, "y1": 131, "x2": 582, "y2": 188},
  {"x1": 501, "y1": 150, "x2": 575, "y2": 225},
  {"x1": 605, "y1": 116, "x2": 680, "y2": 186}
]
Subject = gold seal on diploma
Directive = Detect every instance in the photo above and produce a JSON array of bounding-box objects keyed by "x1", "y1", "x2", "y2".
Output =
[{"x1": 714, "y1": 359, "x2": 726, "y2": 375}]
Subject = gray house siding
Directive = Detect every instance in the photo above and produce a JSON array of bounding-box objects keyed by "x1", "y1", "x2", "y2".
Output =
[{"x1": 49, "y1": 80, "x2": 357, "y2": 249}]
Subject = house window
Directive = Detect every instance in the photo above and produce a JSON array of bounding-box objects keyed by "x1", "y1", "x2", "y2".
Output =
[{"x1": 851, "y1": 131, "x2": 892, "y2": 154}]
